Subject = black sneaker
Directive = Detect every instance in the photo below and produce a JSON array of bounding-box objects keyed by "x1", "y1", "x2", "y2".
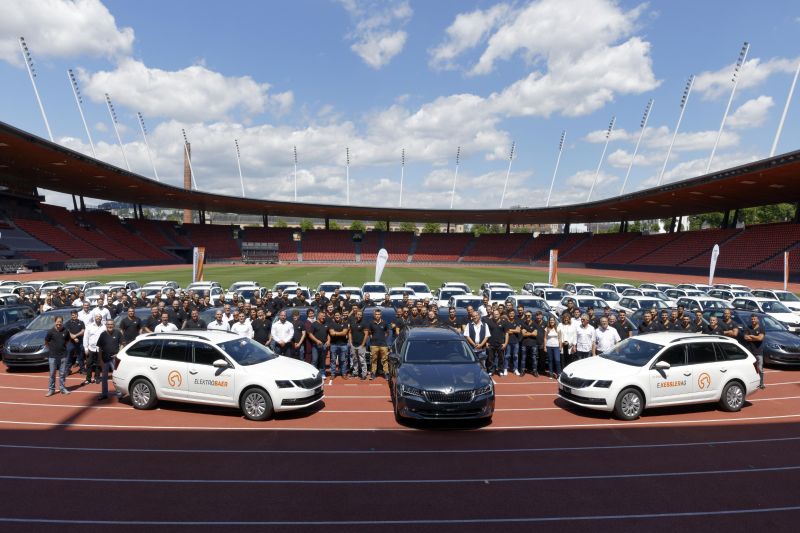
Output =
[
  {"x1": 97, "y1": 394, "x2": 107, "y2": 401},
  {"x1": 384, "y1": 373, "x2": 390, "y2": 380},
  {"x1": 533, "y1": 371, "x2": 539, "y2": 377},
  {"x1": 368, "y1": 373, "x2": 375, "y2": 380}
]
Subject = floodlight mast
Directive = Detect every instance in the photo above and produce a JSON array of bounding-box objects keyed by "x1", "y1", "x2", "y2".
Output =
[
  {"x1": 546, "y1": 131, "x2": 566, "y2": 207},
  {"x1": 449, "y1": 146, "x2": 460, "y2": 209},
  {"x1": 67, "y1": 69, "x2": 96, "y2": 158},
  {"x1": 499, "y1": 141, "x2": 515, "y2": 208},
  {"x1": 345, "y1": 147, "x2": 350, "y2": 205},
  {"x1": 770, "y1": 59, "x2": 800, "y2": 157},
  {"x1": 658, "y1": 75, "x2": 694, "y2": 185},
  {"x1": 182, "y1": 129, "x2": 198, "y2": 190},
  {"x1": 399, "y1": 148, "x2": 405, "y2": 208},
  {"x1": 104, "y1": 93, "x2": 130, "y2": 171},
  {"x1": 707, "y1": 41, "x2": 749, "y2": 174},
  {"x1": 620, "y1": 99, "x2": 654, "y2": 195},
  {"x1": 19, "y1": 37, "x2": 53, "y2": 142},
  {"x1": 587, "y1": 116, "x2": 615, "y2": 202},
  {"x1": 293, "y1": 146, "x2": 298, "y2": 201},
  {"x1": 137, "y1": 112, "x2": 159, "y2": 181},
  {"x1": 234, "y1": 139, "x2": 244, "y2": 197}
]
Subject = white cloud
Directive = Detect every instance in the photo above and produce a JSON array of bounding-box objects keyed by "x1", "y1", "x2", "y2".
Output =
[
  {"x1": 607, "y1": 148, "x2": 666, "y2": 168},
  {"x1": 80, "y1": 59, "x2": 293, "y2": 122},
  {"x1": 0, "y1": 0, "x2": 134, "y2": 66},
  {"x1": 637, "y1": 152, "x2": 762, "y2": 190},
  {"x1": 726, "y1": 95, "x2": 773, "y2": 129},
  {"x1": 341, "y1": 0, "x2": 412, "y2": 69},
  {"x1": 694, "y1": 56, "x2": 799, "y2": 100},
  {"x1": 429, "y1": 3, "x2": 512, "y2": 70}
]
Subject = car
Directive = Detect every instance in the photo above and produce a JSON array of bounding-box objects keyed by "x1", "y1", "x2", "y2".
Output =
[
  {"x1": 224, "y1": 281, "x2": 261, "y2": 301},
  {"x1": 388, "y1": 287, "x2": 416, "y2": 303},
  {"x1": 435, "y1": 287, "x2": 466, "y2": 308},
  {"x1": 521, "y1": 282, "x2": 553, "y2": 295},
  {"x1": 183, "y1": 283, "x2": 224, "y2": 305},
  {"x1": 0, "y1": 285, "x2": 36, "y2": 299},
  {"x1": 708, "y1": 289, "x2": 753, "y2": 301},
  {"x1": 84, "y1": 284, "x2": 118, "y2": 303},
  {"x1": 731, "y1": 297, "x2": 800, "y2": 332},
  {"x1": 142, "y1": 281, "x2": 180, "y2": 291},
  {"x1": 751, "y1": 289, "x2": 800, "y2": 313},
  {"x1": 714, "y1": 283, "x2": 752, "y2": 292},
  {"x1": 617, "y1": 296, "x2": 671, "y2": 314},
  {"x1": 558, "y1": 332, "x2": 761, "y2": 420},
  {"x1": 554, "y1": 296, "x2": 609, "y2": 315},
  {"x1": 361, "y1": 282, "x2": 388, "y2": 301},
  {"x1": 282, "y1": 286, "x2": 312, "y2": 302},
  {"x1": 639, "y1": 283, "x2": 675, "y2": 292},
  {"x1": 404, "y1": 282, "x2": 433, "y2": 301},
  {"x1": 0, "y1": 280, "x2": 22, "y2": 288},
  {"x1": 113, "y1": 306, "x2": 154, "y2": 328},
  {"x1": 703, "y1": 309, "x2": 800, "y2": 367},
  {"x1": 601, "y1": 283, "x2": 635, "y2": 294},
  {"x1": 483, "y1": 287, "x2": 514, "y2": 306},
  {"x1": 229, "y1": 286, "x2": 268, "y2": 303},
  {"x1": 338, "y1": 286, "x2": 364, "y2": 302},
  {"x1": 533, "y1": 288, "x2": 570, "y2": 309},
  {"x1": 2, "y1": 308, "x2": 79, "y2": 368},
  {"x1": 448, "y1": 295, "x2": 484, "y2": 311},
  {"x1": 665, "y1": 288, "x2": 706, "y2": 300},
  {"x1": 480, "y1": 282, "x2": 512, "y2": 291},
  {"x1": 623, "y1": 288, "x2": 675, "y2": 306},
  {"x1": 316, "y1": 281, "x2": 343, "y2": 294},
  {"x1": 563, "y1": 283, "x2": 595, "y2": 294},
  {"x1": 106, "y1": 280, "x2": 141, "y2": 291},
  {"x1": 31, "y1": 280, "x2": 63, "y2": 294},
  {"x1": 0, "y1": 305, "x2": 37, "y2": 356},
  {"x1": 442, "y1": 282, "x2": 472, "y2": 294},
  {"x1": 389, "y1": 326, "x2": 494, "y2": 422},
  {"x1": 271, "y1": 281, "x2": 299, "y2": 293},
  {"x1": 63, "y1": 281, "x2": 101, "y2": 293},
  {"x1": 113, "y1": 330, "x2": 324, "y2": 421},
  {"x1": 505, "y1": 295, "x2": 556, "y2": 319},
  {"x1": 675, "y1": 296, "x2": 732, "y2": 312},
  {"x1": 579, "y1": 288, "x2": 623, "y2": 309}
]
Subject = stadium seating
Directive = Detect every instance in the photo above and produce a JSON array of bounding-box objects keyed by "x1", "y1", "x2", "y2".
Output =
[
  {"x1": 560, "y1": 232, "x2": 642, "y2": 263},
  {"x1": 182, "y1": 223, "x2": 241, "y2": 259},
  {"x1": 383, "y1": 232, "x2": 414, "y2": 262},
  {"x1": 510, "y1": 233, "x2": 564, "y2": 262},
  {"x1": 598, "y1": 232, "x2": 681, "y2": 265},
  {"x1": 412, "y1": 233, "x2": 471, "y2": 262},
  {"x1": 300, "y1": 230, "x2": 356, "y2": 261},
  {"x1": 461, "y1": 233, "x2": 530, "y2": 262},
  {"x1": 359, "y1": 231, "x2": 383, "y2": 262},
  {"x1": 83, "y1": 211, "x2": 175, "y2": 261},
  {"x1": 239, "y1": 227, "x2": 298, "y2": 261},
  {"x1": 689, "y1": 222, "x2": 800, "y2": 270},
  {"x1": 634, "y1": 228, "x2": 740, "y2": 267}
]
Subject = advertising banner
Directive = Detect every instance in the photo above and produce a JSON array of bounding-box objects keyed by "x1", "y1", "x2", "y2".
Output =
[
  {"x1": 709, "y1": 244, "x2": 720, "y2": 286},
  {"x1": 548, "y1": 249, "x2": 559, "y2": 287},
  {"x1": 375, "y1": 248, "x2": 388, "y2": 283},
  {"x1": 192, "y1": 246, "x2": 205, "y2": 283}
]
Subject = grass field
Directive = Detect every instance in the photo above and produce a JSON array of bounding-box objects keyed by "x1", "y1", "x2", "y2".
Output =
[{"x1": 50, "y1": 264, "x2": 651, "y2": 292}]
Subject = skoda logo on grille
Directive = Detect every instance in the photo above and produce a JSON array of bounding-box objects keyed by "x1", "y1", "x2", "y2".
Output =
[{"x1": 445, "y1": 387, "x2": 454, "y2": 394}]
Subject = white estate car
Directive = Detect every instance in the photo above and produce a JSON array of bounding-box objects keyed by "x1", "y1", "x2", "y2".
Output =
[
  {"x1": 404, "y1": 282, "x2": 433, "y2": 301},
  {"x1": 558, "y1": 332, "x2": 761, "y2": 420},
  {"x1": 361, "y1": 282, "x2": 388, "y2": 301},
  {"x1": 113, "y1": 330, "x2": 324, "y2": 421}
]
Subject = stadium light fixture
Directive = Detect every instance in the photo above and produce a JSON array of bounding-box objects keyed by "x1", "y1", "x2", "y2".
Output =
[
  {"x1": 707, "y1": 41, "x2": 749, "y2": 174},
  {"x1": 19, "y1": 37, "x2": 53, "y2": 142},
  {"x1": 499, "y1": 141, "x2": 515, "y2": 208},
  {"x1": 136, "y1": 112, "x2": 159, "y2": 182},
  {"x1": 345, "y1": 147, "x2": 350, "y2": 205},
  {"x1": 293, "y1": 146, "x2": 298, "y2": 202},
  {"x1": 67, "y1": 68, "x2": 96, "y2": 158},
  {"x1": 449, "y1": 146, "x2": 461, "y2": 209},
  {"x1": 182, "y1": 128, "x2": 198, "y2": 190},
  {"x1": 399, "y1": 148, "x2": 405, "y2": 208},
  {"x1": 620, "y1": 99, "x2": 654, "y2": 195},
  {"x1": 545, "y1": 131, "x2": 566, "y2": 207},
  {"x1": 104, "y1": 93, "x2": 131, "y2": 171},
  {"x1": 587, "y1": 116, "x2": 615, "y2": 202},
  {"x1": 770, "y1": 58, "x2": 800, "y2": 157},
  {"x1": 234, "y1": 139, "x2": 244, "y2": 197},
  {"x1": 658, "y1": 75, "x2": 694, "y2": 185}
]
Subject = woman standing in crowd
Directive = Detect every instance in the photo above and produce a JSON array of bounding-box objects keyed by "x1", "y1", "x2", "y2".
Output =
[{"x1": 544, "y1": 316, "x2": 562, "y2": 379}]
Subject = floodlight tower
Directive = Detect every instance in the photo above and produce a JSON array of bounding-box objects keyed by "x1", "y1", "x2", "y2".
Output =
[
  {"x1": 182, "y1": 128, "x2": 198, "y2": 190},
  {"x1": 707, "y1": 41, "x2": 749, "y2": 174},
  {"x1": 136, "y1": 112, "x2": 159, "y2": 181},
  {"x1": 104, "y1": 93, "x2": 130, "y2": 171},
  {"x1": 587, "y1": 116, "x2": 615, "y2": 202},
  {"x1": 620, "y1": 99, "x2": 654, "y2": 195},
  {"x1": 399, "y1": 148, "x2": 405, "y2": 207},
  {"x1": 293, "y1": 146, "x2": 298, "y2": 201},
  {"x1": 449, "y1": 146, "x2": 460, "y2": 209},
  {"x1": 545, "y1": 131, "x2": 566, "y2": 207},
  {"x1": 499, "y1": 141, "x2": 515, "y2": 208},
  {"x1": 19, "y1": 37, "x2": 53, "y2": 142},
  {"x1": 770, "y1": 59, "x2": 800, "y2": 157},
  {"x1": 345, "y1": 147, "x2": 350, "y2": 205},
  {"x1": 234, "y1": 139, "x2": 244, "y2": 197},
  {"x1": 658, "y1": 76, "x2": 694, "y2": 185},
  {"x1": 67, "y1": 69, "x2": 96, "y2": 158}
]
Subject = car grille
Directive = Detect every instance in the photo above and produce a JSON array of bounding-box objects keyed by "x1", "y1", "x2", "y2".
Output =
[
  {"x1": 424, "y1": 390, "x2": 475, "y2": 403},
  {"x1": 292, "y1": 375, "x2": 324, "y2": 389},
  {"x1": 7, "y1": 344, "x2": 43, "y2": 354},
  {"x1": 558, "y1": 388, "x2": 607, "y2": 406},
  {"x1": 281, "y1": 388, "x2": 324, "y2": 406},
  {"x1": 560, "y1": 375, "x2": 594, "y2": 389},
  {"x1": 779, "y1": 344, "x2": 800, "y2": 354}
]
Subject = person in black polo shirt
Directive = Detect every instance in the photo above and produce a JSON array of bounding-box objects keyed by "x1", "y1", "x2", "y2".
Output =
[
  {"x1": 744, "y1": 314, "x2": 766, "y2": 389},
  {"x1": 519, "y1": 312, "x2": 539, "y2": 377},
  {"x1": 367, "y1": 309, "x2": 391, "y2": 380},
  {"x1": 291, "y1": 288, "x2": 306, "y2": 307},
  {"x1": 308, "y1": 312, "x2": 330, "y2": 379},
  {"x1": 97, "y1": 319, "x2": 123, "y2": 401},
  {"x1": 182, "y1": 308, "x2": 207, "y2": 331},
  {"x1": 485, "y1": 310, "x2": 509, "y2": 376},
  {"x1": 328, "y1": 311, "x2": 350, "y2": 379},
  {"x1": 445, "y1": 307, "x2": 463, "y2": 333},
  {"x1": 252, "y1": 309, "x2": 272, "y2": 347},
  {"x1": 143, "y1": 306, "x2": 161, "y2": 333},
  {"x1": 426, "y1": 309, "x2": 439, "y2": 326},
  {"x1": 290, "y1": 310, "x2": 306, "y2": 360},
  {"x1": 392, "y1": 309, "x2": 407, "y2": 336},
  {"x1": 65, "y1": 310, "x2": 85, "y2": 374},
  {"x1": 638, "y1": 311, "x2": 659, "y2": 334},
  {"x1": 692, "y1": 310, "x2": 705, "y2": 333},
  {"x1": 348, "y1": 308, "x2": 368, "y2": 379},
  {"x1": 360, "y1": 293, "x2": 375, "y2": 309},
  {"x1": 45, "y1": 316, "x2": 70, "y2": 396},
  {"x1": 657, "y1": 310, "x2": 671, "y2": 331},
  {"x1": 704, "y1": 315, "x2": 724, "y2": 335},
  {"x1": 678, "y1": 315, "x2": 693, "y2": 332},
  {"x1": 505, "y1": 309, "x2": 522, "y2": 376},
  {"x1": 408, "y1": 307, "x2": 425, "y2": 326},
  {"x1": 119, "y1": 307, "x2": 142, "y2": 344},
  {"x1": 720, "y1": 309, "x2": 740, "y2": 340}
]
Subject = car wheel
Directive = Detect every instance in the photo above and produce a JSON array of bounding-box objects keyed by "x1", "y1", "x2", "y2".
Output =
[
  {"x1": 240, "y1": 387, "x2": 274, "y2": 421},
  {"x1": 130, "y1": 378, "x2": 158, "y2": 410},
  {"x1": 613, "y1": 387, "x2": 643, "y2": 420},
  {"x1": 719, "y1": 381, "x2": 745, "y2": 412}
]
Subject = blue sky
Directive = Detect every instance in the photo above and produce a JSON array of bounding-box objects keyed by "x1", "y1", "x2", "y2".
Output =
[{"x1": 1, "y1": 0, "x2": 799, "y2": 211}]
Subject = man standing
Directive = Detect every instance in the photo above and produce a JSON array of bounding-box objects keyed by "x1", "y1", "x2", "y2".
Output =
[
  {"x1": 252, "y1": 310, "x2": 272, "y2": 347},
  {"x1": 328, "y1": 311, "x2": 350, "y2": 379},
  {"x1": 519, "y1": 312, "x2": 538, "y2": 377},
  {"x1": 182, "y1": 309, "x2": 207, "y2": 330},
  {"x1": 207, "y1": 310, "x2": 231, "y2": 332},
  {"x1": 154, "y1": 313, "x2": 179, "y2": 333},
  {"x1": 464, "y1": 312, "x2": 490, "y2": 370},
  {"x1": 348, "y1": 308, "x2": 368, "y2": 380},
  {"x1": 143, "y1": 306, "x2": 161, "y2": 333},
  {"x1": 720, "y1": 309, "x2": 740, "y2": 340},
  {"x1": 65, "y1": 309, "x2": 85, "y2": 375},
  {"x1": 594, "y1": 317, "x2": 621, "y2": 355},
  {"x1": 638, "y1": 311, "x2": 659, "y2": 334},
  {"x1": 231, "y1": 312, "x2": 254, "y2": 339},
  {"x1": 96, "y1": 319, "x2": 123, "y2": 401},
  {"x1": 744, "y1": 314, "x2": 766, "y2": 389},
  {"x1": 83, "y1": 313, "x2": 105, "y2": 385},
  {"x1": 704, "y1": 315, "x2": 724, "y2": 335},
  {"x1": 445, "y1": 308, "x2": 463, "y2": 333},
  {"x1": 367, "y1": 309, "x2": 391, "y2": 380},
  {"x1": 119, "y1": 307, "x2": 142, "y2": 344},
  {"x1": 692, "y1": 310, "x2": 706, "y2": 333},
  {"x1": 290, "y1": 310, "x2": 306, "y2": 360},
  {"x1": 574, "y1": 314, "x2": 595, "y2": 359},
  {"x1": 272, "y1": 310, "x2": 294, "y2": 356},
  {"x1": 485, "y1": 310, "x2": 509, "y2": 375},
  {"x1": 504, "y1": 309, "x2": 522, "y2": 377},
  {"x1": 44, "y1": 316, "x2": 70, "y2": 396},
  {"x1": 308, "y1": 312, "x2": 330, "y2": 379},
  {"x1": 615, "y1": 310, "x2": 634, "y2": 339}
]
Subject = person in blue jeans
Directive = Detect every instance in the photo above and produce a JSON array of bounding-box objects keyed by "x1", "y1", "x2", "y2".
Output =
[
  {"x1": 504, "y1": 309, "x2": 522, "y2": 376},
  {"x1": 328, "y1": 311, "x2": 350, "y2": 378},
  {"x1": 543, "y1": 316, "x2": 562, "y2": 379},
  {"x1": 44, "y1": 316, "x2": 70, "y2": 396},
  {"x1": 307, "y1": 312, "x2": 330, "y2": 379}
]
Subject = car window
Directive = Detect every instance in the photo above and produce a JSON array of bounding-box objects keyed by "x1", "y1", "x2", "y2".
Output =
[
  {"x1": 193, "y1": 342, "x2": 223, "y2": 366},
  {"x1": 716, "y1": 342, "x2": 748, "y2": 361},
  {"x1": 126, "y1": 339, "x2": 159, "y2": 358},
  {"x1": 687, "y1": 343, "x2": 717, "y2": 365},
  {"x1": 656, "y1": 346, "x2": 686, "y2": 367},
  {"x1": 159, "y1": 340, "x2": 190, "y2": 362},
  {"x1": 600, "y1": 338, "x2": 661, "y2": 367},
  {"x1": 218, "y1": 337, "x2": 277, "y2": 366}
]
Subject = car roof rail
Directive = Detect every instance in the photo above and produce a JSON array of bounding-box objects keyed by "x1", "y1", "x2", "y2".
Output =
[{"x1": 669, "y1": 334, "x2": 728, "y2": 343}]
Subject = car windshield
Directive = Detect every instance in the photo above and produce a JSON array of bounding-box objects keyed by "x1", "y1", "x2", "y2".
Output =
[
  {"x1": 362, "y1": 284, "x2": 385, "y2": 293},
  {"x1": 217, "y1": 337, "x2": 278, "y2": 366},
  {"x1": 595, "y1": 290, "x2": 619, "y2": 301},
  {"x1": 777, "y1": 292, "x2": 800, "y2": 302},
  {"x1": 439, "y1": 290, "x2": 464, "y2": 299},
  {"x1": 643, "y1": 290, "x2": 669, "y2": 300},
  {"x1": 544, "y1": 290, "x2": 568, "y2": 300},
  {"x1": 390, "y1": 289, "x2": 412, "y2": 295},
  {"x1": 404, "y1": 340, "x2": 477, "y2": 364},
  {"x1": 229, "y1": 282, "x2": 255, "y2": 291},
  {"x1": 453, "y1": 298, "x2": 482, "y2": 308},
  {"x1": 705, "y1": 300, "x2": 731, "y2": 309},
  {"x1": 640, "y1": 299, "x2": 668, "y2": 309},
  {"x1": 28, "y1": 312, "x2": 76, "y2": 331},
  {"x1": 600, "y1": 338, "x2": 661, "y2": 367},
  {"x1": 579, "y1": 298, "x2": 605, "y2": 309},
  {"x1": 406, "y1": 283, "x2": 430, "y2": 293},
  {"x1": 762, "y1": 301, "x2": 791, "y2": 313},
  {"x1": 490, "y1": 289, "x2": 513, "y2": 300},
  {"x1": 318, "y1": 284, "x2": 341, "y2": 293},
  {"x1": 758, "y1": 314, "x2": 788, "y2": 332}
]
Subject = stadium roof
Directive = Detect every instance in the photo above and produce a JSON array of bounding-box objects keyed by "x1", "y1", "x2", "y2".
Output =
[{"x1": 0, "y1": 120, "x2": 798, "y2": 225}]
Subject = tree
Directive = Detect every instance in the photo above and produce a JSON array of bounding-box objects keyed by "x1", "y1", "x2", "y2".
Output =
[
  {"x1": 300, "y1": 219, "x2": 314, "y2": 231},
  {"x1": 373, "y1": 221, "x2": 388, "y2": 231},
  {"x1": 422, "y1": 222, "x2": 441, "y2": 234},
  {"x1": 350, "y1": 220, "x2": 366, "y2": 232},
  {"x1": 398, "y1": 221, "x2": 417, "y2": 233},
  {"x1": 472, "y1": 224, "x2": 501, "y2": 236},
  {"x1": 511, "y1": 225, "x2": 533, "y2": 234},
  {"x1": 329, "y1": 220, "x2": 341, "y2": 230},
  {"x1": 275, "y1": 218, "x2": 288, "y2": 228}
]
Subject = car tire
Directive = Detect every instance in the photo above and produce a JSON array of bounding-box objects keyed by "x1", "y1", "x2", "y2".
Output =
[
  {"x1": 613, "y1": 387, "x2": 643, "y2": 420},
  {"x1": 130, "y1": 378, "x2": 158, "y2": 410},
  {"x1": 719, "y1": 381, "x2": 745, "y2": 412},
  {"x1": 240, "y1": 387, "x2": 274, "y2": 421}
]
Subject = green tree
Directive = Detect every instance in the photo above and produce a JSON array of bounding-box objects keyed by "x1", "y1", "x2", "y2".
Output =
[
  {"x1": 300, "y1": 219, "x2": 314, "y2": 231},
  {"x1": 329, "y1": 220, "x2": 341, "y2": 230},
  {"x1": 511, "y1": 225, "x2": 533, "y2": 234},
  {"x1": 472, "y1": 224, "x2": 501, "y2": 236},
  {"x1": 398, "y1": 221, "x2": 417, "y2": 233},
  {"x1": 350, "y1": 220, "x2": 366, "y2": 232},
  {"x1": 422, "y1": 222, "x2": 441, "y2": 233},
  {"x1": 373, "y1": 221, "x2": 388, "y2": 231},
  {"x1": 275, "y1": 218, "x2": 288, "y2": 228}
]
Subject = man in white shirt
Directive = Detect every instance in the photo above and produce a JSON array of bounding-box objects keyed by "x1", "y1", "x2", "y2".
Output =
[
  {"x1": 463, "y1": 312, "x2": 490, "y2": 369},
  {"x1": 93, "y1": 298, "x2": 111, "y2": 323},
  {"x1": 83, "y1": 313, "x2": 105, "y2": 385},
  {"x1": 594, "y1": 317, "x2": 621, "y2": 355},
  {"x1": 574, "y1": 314, "x2": 595, "y2": 359},
  {"x1": 71, "y1": 291, "x2": 85, "y2": 307},
  {"x1": 271, "y1": 310, "x2": 294, "y2": 356},
  {"x1": 477, "y1": 296, "x2": 490, "y2": 318},
  {"x1": 206, "y1": 310, "x2": 231, "y2": 332},
  {"x1": 222, "y1": 304, "x2": 235, "y2": 324},
  {"x1": 77, "y1": 301, "x2": 93, "y2": 327},
  {"x1": 154, "y1": 313, "x2": 179, "y2": 333},
  {"x1": 230, "y1": 312, "x2": 254, "y2": 339}
]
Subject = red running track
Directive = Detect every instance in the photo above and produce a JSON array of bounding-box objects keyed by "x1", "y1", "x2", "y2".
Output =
[{"x1": 0, "y1": 367, "x2": 799, "y2": 531}]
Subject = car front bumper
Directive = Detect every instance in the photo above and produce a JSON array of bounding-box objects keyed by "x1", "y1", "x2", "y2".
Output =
[
  {"x1": 557, "y1": 382, "x2": 613, "y2": 412},
  {"x1": 275, "y1": 386, "x2": 325, "y2": 412},
  {"x1": 395, "y1": 393, "x2": 495, "y2": 420},
  {"x1": 2, "y1": 350, "x2": 48, "y2": 367}
]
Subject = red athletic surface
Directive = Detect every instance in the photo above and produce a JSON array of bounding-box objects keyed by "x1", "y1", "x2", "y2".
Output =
[{"x1": 0, "y1": 366, "x2": 799, "y2": 531}]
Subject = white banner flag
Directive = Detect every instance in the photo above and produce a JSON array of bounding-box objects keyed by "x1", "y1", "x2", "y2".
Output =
[
  {"x1": 192, "y1": 246, "x2": 205, "y2": 283},
  {"x1": 548, "y1": 249, "x2": 559, "y2": 287},
  {"x1": 375, "y1": 248, "x2": 388, "y2": 283},
  {"x1": 708, "y1": 244, "x2": 720, "y2": 286}
]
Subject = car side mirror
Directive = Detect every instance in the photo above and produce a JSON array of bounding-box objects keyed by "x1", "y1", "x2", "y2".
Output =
[
  {"x1": 389, "y1": 353, "x2": 400, "y2": 364},
  {"x1": 213, "y1": 359, "x2": 230, "y2": 368},
  {"x1": 654, "y1": 360, "x2": 670, "y2": 370}
]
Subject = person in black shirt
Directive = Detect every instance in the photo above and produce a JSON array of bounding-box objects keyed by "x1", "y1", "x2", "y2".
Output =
[
  {"x1": 97, "y1": 319, "x2": 123, "y2": 400},
  {"x1": 182, "y1": 309, "x2": 207, "y2": 331},
  {"x1": 744, "y1": 314, "x2": 766, "y2": 389},
  {"x1": 45, "y1": 316, "x2": 70, "y2": 396},
  {"x1": 119, "y1": 307, "x2": 142, "y2": 344},
  {"x1": 519, "y1": 312, "x2": 539, "y2": 377},
  {"x1": 720, "y1": 309, "x2": 739, "y2": 340},
  {"x1": 426, "y1": 309, "x2": 439, "y2": 326},
  {"x1": 678, "y1": 315, "x2": 693, "y2": 332},
  {"x1": 308, "y1": 312, "x2": 330, "y2": 379},
  {"x1": 692, "y1": 310, "x2": 705, "y2": 333},
  {"x1": 609, "y1": 313, "x2": 631, "y2": 341},
  {"x1": 638, "y1": 311, "x2": 659, "y2": 334},
  {"x1": 291, "y1": 289, "x2": 306, "y2": 307},
  {"x1": 361, "y1": 293, "x2": 375, "y2": 309},
  {"x1": 408, "y1": 307, "x2": 425, "y2": 326},
  {"x1": 290, "y1": 310, "x2": 306, "y2": 360},
  {"x1": 252, "y1": 309, "x2": 272, "y2": 346},
  {"x1": 657, "y1": 310, "x2": 671, "y2": 331},
  {"x1": 392, "y1": 310, "x2": 407, "y2": 336},
  {"x1": 328, "y1": 312, "x2": 350, "y2": 378},
  {"x1": 65, "y1": 310, "x2": 85, "y2": 374},
  {"x1": 367, "y1": 309, "x2": 391, "y2": 380},
  {"x1": 445, "y1": 308, "x2": 463, "y2": 332},
  {"x1": 486, "y1": 310, "x2": 509, "y2": 375},
  {"x1": 704, "y1": 315, "x2": 724, "y2": 335},
  {"x1": 143, "y1": 306, "x2": 161, "y2": 333},
  {"x1": 318, "y1": 291, "x2": 330, "y2": 310},
  {"x1": 348, "y1": 309, "x2": 368, "y2": 379},
  {"x1": 505, "y1": 309, "x2": 522, "y2": 376}
]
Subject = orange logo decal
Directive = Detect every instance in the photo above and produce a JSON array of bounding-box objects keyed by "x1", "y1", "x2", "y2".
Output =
[
  {"x1": 168, "y1": 370, "x2": 182, "y2": 387},
  {"x1": 698, "y1": 372, "x2": 711, "y2": 390}
]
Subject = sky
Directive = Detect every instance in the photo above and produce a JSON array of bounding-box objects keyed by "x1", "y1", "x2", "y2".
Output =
[{"x1": 1, "y1": 0, "x2": 799, "y2": 212}]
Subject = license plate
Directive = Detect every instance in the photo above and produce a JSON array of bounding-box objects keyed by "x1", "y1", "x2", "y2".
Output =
[
  {"x1": 314, "y1": 386, "x2": 322, "y2": 395},
  {"x1": 561, "y1": 385, "x2": 572, "y2": 395}
]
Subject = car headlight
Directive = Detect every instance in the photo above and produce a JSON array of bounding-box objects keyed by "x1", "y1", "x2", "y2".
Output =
[
  {"x1": 474, "y1": 384, "x2": 493, "y2": 397},
  {"x1": 399, "y1": 384, "x2": 424, "y2": 398},
  {"x1": 275, "y1": 380, "x2": 294, "y2": 389},
  {"x1": 593, "y1": 380, "x2": 613, "y2": 388},
  {"x1": 766, "y1": 342, "x2": 781, "y2": 350}
]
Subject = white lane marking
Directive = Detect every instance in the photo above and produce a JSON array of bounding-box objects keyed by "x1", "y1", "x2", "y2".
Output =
[
  {"x1": 0, "y1": 386, "x2": 98, "y2": 395},
  {"x1": 2, "y1": 465, "x2": 799, "y2": 484},
  {"x1": 751, "y1": 395, "x2": 800, "y2": 402},
  {"x1": 1, "y1": 506, "x2": 800, "y2": 525},
  {"x1": 0, "y1": 401, "x2": 128, "y2": 410},
  {"x1": 2, "y1": 412, "x2": 800, "y2": 432},
  {"x1": 3, "y1": 435, "x2": 799, "y2": 455}
]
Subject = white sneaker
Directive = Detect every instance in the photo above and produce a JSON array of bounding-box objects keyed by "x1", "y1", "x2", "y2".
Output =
[
  {"x1": 513, "y1": 370, "x2": 520, "y2": 376},
  {"x1": 502, "y1": 370, "x2": 508, "y2": 376}
]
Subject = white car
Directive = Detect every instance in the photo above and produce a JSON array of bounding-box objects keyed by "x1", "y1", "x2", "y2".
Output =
[
  {"x1": 113, "y1": 330, "x2": 324, "y2": 421},
  {"x1": 436, "y1": 287, "x2": 467, "y2": 308},
  {"x1": 554, "y1": 296, "x2": 609, "y2": 315},
  {"x1": 639, "y1": 283, "x2": 675, "y2": 293},
  {"x1": 388, "y1": 287, "x2": 416, "y2": 303},
  {"x1": 483, "y1": 287, "x2": 515, "y2": 306},
  {"x1": 616, "y1": 296, "x2": 671, "y2": 314},
  {"x1": 622, "y1": 288, "x2": 675, "y2": 307},
  {"x1": 449, "y1": 294, "x2": 484, "y2": 310},
  {"x1": 183, "y1": 283, "x2": 223, "y2": 305},
  {"x1": 480, "y1": 282, "x2": 512, "y2": 292},
  {"x1": 442, "y1": 282, "x2": 472, "y2": 294},
  {"x1": 558, "y1": 333, "x2": 761, "y2": 420},
  {"x1": 714, "y1": 283, "x2": 752, "y2": 292},
  {"x1": 64, "y1": 280, "x2": 101, "y2": 292},
  {"x1": 674, "y1": 296, "x2": 732, "y2": 312},
  {"x1": 316, "y1": 281, "x2": 343, "y2": 294},
  {"x1": 404, "y1": 282, "x2": 433, "y2": 301},
  {"x1": 225, "y1": 281, "x2": 260, "y2": 301},
  {"x1": 272, "y1": 281, "x2": 299, "y2": 293},
  {"x1": 521, "y1": 282, "x2": 553, "y2": 295},
  {"x1": 361, "y1": 282, "x2": 388, "y2": 302},
  {"x1": 600, "y1": 283, "x2": 635, "y2": 294},
  {"x1": 751, "y1": 289, "x2": 800, "y2": 314},
  {"x1": 533, "y1": 288, "x2": 570, "y2": 309},
  {"x1": 282, "y1": 286, "x2": 312, "y2": 301},
  {"x1": 578, "y1": 288, "x2": 623, "y2": 310},
  {"x1": 563, "y1": 283, "x2": 595, "y2": 294},
  {"x1": 731, "y1": 297, "x2": 800, "y2": 332},
  {"x1": 338, "y1": 286, "x2": 363, "y2": 302}
]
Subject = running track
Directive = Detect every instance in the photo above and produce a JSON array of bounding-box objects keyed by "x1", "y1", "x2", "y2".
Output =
[{"x1": 0, "y1": 367, "x2": 799, "y2": 531}]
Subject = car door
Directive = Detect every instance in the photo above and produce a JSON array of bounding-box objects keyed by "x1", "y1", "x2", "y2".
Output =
[
  {"x1": 649, "y1": 345, "x2": 693, "y2": 405},
  {"x1": 688, "y1": 341, "x2": 721, "y2": 400},
  {"x1": 187, "y1": 341, "x2": 236, "y2": 404},
  {"x1": 151, "y1": 339, "x2": 190, "y2": 400}
]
